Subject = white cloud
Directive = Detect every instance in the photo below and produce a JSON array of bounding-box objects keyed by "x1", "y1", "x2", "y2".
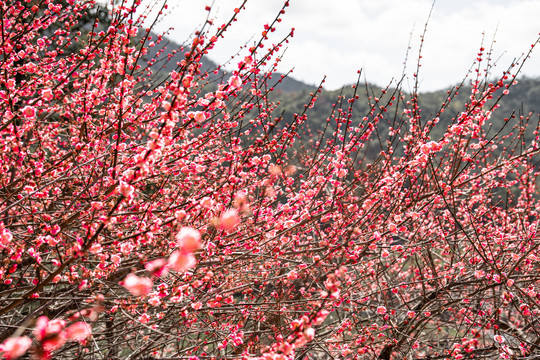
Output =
[{"x1": 138, "y1": 0, "x2": 540, "y2": 91}]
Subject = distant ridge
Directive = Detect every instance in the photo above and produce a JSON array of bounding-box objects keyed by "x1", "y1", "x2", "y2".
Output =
[
  {"x1": 142, "y1": 32, "x2": 540, "y2": 129},
  {"x1": 139, "y1": 32, "x2": 317, "y2": 93}
]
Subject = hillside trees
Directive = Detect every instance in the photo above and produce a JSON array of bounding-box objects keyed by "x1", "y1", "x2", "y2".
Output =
[{"x1": 1, "y1": 0, "x2": 540, "y2": 359}]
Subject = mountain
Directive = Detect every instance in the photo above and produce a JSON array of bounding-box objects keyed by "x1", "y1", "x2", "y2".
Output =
[
  {"x1": 141, "y1": 33, "x2": 317, "y2": 93},
  {"x1": 145, "y1": 32, "x2": 540, "y2": 157}
]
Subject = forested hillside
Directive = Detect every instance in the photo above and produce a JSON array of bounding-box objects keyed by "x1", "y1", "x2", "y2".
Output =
[
  {"x1": 272, "y1": 74, "x2": 540, "y2": 141},
  {"x1": 152, "y1": 33, "x2": 540, "y2": 160}
]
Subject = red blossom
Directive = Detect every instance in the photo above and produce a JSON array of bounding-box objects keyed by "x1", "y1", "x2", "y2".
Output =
[{"x1": 0, "y1": 336, "x2": 32, "y2": 360}]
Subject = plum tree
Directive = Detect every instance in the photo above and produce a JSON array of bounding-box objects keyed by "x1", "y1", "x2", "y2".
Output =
[{"x1": 1, "y1": 0, "x2": 540, "y2": 359}]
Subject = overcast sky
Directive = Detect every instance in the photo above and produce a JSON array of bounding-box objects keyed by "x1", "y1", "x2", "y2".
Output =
[{"x1": 138, "y1": 0, "x2": 540, "y2": 92}]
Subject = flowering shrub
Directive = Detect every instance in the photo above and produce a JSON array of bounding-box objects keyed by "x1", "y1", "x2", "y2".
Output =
[{"x1": 1, "y1": 0, "x2": 540, "y2": 359}]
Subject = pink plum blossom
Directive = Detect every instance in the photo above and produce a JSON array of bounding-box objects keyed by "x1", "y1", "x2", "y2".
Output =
[
  {"x1": 175, "y1": 227, "x2": 201, "y2": 252},
  {"x1": 220, "y1": 208, "x2": 239, "y2": 231},
  {"x1": 66, "y1": 322, "x2": 91, "y2": 342},
  {"x1": 123, "y1": 274, "x2": 153, "y2": 296},
  {"x1": 0, "y1": 336, "x2": 32, "y2": 360}
]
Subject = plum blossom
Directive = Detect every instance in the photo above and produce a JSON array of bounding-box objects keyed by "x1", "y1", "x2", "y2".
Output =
[
  {"x1": 168, "y1": 251, "x2": 196, "y2": 272},
  {"x1": 0, "y1": 336, "x2": 32, "y2": 360},
  {"x1": 145, "y1": 258, "x2": 168, "y2": 277},
  {"x1": 41, "y1": 88, "x2": 53, "y2": 101},
  {"x1": 138, "y1": 313, "x2": 150, "y2": 324},
  {"x1": 494, "y1": 334, "x2": 505, "y2": 344},
  {"x1": 0, "y1": 225, "x2": 13, "y2": 249},
  {"x1": 420, "y1": 141, "x2": 441, "y2": 155},
  {"x1": 376, "y1": 306, "x2": 387, "y2": 315},
  {"x1": 187, "y1": 111, "x2": 207, "y2": 123},
  {"x1": 118, "y1": 181, "x2": 135, "y2": 199},
  {"x1": 220, "y1": 208, "x2": 239, "y2": 231},
  {"x1": 304, "y1": 327, "x2": 315, "y2": 341},
  {"x1": 123, "y1": 273, "x2": 153, "y2": 296},
  {"x1": 228, "y1": 75, "x2": 242, "y2": 89},
  {"x1": 175, "y1": 227, "x2": 201, "y2": 252},
  {"x1": 33, "y1": 316, "x2": 66, "y2": 351},
  {"x1": 66, "y1": 322, "x2": 91, "y2": 342},
  {"x1": 21, "y1": 106, "x2": 36, "y2": 119},
  {"x1": 200, "y1": 197, "x2": 213, "y2": 209}
]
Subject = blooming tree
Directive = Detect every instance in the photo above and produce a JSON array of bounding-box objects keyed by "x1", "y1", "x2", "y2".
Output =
[{"x1": 1, "y1": 0, "x2": 540, "y2": 359}]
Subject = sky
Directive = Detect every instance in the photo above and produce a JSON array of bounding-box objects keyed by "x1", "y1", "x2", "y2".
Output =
[{"x1": 136, "y1": 0, "x2": 540, "y2": 92}]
